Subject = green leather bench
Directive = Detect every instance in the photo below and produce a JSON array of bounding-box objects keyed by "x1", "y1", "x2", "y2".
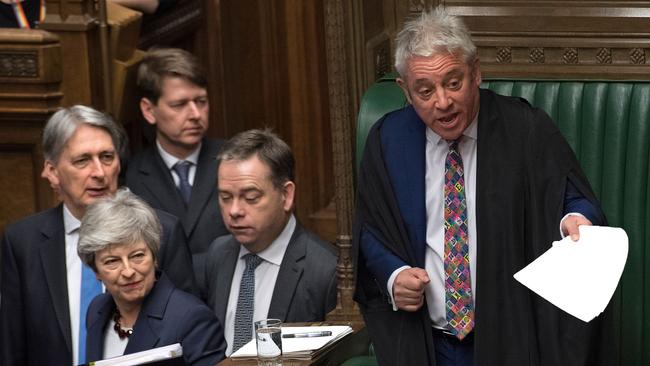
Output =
[{"x1": 351, "y1": 74, "x2": 650, "y2": 366}]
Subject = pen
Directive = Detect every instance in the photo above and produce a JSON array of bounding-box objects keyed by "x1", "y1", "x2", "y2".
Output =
[{"x1": 282, "y1": 331, "x2": 332, "y2": 338}]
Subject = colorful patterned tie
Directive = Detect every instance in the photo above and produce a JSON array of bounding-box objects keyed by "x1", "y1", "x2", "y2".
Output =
[
  {"x1": 232, "y1": 253, "x2": 264, "y2": 352},
  {"x1": 444, "y1": 140, "x2": 474, "y2": 340}
]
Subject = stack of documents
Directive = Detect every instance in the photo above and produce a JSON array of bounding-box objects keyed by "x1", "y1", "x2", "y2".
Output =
[
  {"x1": 514, "y1": 225, "x2": 628, "y2": 322},
  {"x1": 88, "y1": 343, "x2": 184, "y2": 366},
  {"x1": 231, "y1": 325, "x2": 353, "y2": 360}
]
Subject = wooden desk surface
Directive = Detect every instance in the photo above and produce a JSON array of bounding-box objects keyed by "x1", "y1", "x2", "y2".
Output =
[{"x1": 217, "y1": 322, "x2": 369, "y2": 366}]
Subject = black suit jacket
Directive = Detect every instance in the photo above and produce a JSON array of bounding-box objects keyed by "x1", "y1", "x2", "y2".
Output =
[
  {"x1": 200, "y1": 223, "x2": 337, "y2": 328},
  {"x1": 86, "y1": 273, "x2": 226, "y2": 366},
  {"x1": 354, "y1": 90, "x2": 613, "y2": 365},
  {"x1": 0, "y1": 204, "x2": 195, "y2": 366},
  {"x1": 126, "y1": 138, "x2": 229, "y2": 258}
]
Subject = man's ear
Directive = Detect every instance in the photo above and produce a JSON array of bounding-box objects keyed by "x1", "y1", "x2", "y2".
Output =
[
  {"x1": 281, "y1": 181, "x2": 296, "y2": 212},
  {"x1": 42, "y1": 160, "x2": 60, "y2": 191},
  {"x1": 140, "y1": 97, "x2": 157, "y2": 126},
  {"x1": 471, "y1": 58, "x2": 482, "y2": 86},
  {"x1": 396, "y1": 77, "x2": 413, "y2": 104}
]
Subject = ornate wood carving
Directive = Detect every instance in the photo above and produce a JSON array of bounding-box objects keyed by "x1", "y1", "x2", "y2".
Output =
[
  {"x1": 324, "y1": 0, "x2": 360, "y2": 321},
  {"x1": 445, "y1": 2, "x2": 650, "y2": 79},
  {"x1": 0, "y1": 51, "x2": 38, "y2": 78}
]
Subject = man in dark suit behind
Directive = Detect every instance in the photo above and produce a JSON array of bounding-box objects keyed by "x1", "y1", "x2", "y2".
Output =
[
  {"x1": 126, "y1": 48, "x2": 228, "y2": 266},
  {"x1": 0, "y1": 105, "x2": 194, "y2": 366},
  {"x1": 199, "y1": 129, "x2": 337, "y2": 356}
]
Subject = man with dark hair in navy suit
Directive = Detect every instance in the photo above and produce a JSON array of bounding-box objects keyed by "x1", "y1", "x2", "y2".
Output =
[{"x1": 126, "y1": 48, "x2": 229, "y2": 270}]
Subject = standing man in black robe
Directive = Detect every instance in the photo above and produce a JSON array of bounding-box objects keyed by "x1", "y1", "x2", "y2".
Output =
[{"x1": 353, "y1": 7, "x2": 615, "y2": 366}]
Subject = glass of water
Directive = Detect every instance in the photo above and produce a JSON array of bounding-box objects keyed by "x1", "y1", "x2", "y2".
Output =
[{"x1": 254, "y1": 318, "x2": 282, "y2": 365}]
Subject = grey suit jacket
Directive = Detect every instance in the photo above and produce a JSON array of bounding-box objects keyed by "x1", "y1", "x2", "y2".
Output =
[
  {"x1": 125, "y1": 138, "x2": 229, "y2": 257},
  {"x1": 200, "y1": 223, "x2": 337, "y2": 327},
  {"x1": 0, "y1": 204, "x2": 194, "y2": 366}
]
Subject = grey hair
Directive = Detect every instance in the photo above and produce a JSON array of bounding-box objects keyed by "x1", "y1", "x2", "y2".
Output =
[
  {"x1": 78, "y1": 188, "x2": 161, "y2": 271},
  {"x1": 42, "y1": 105, "x2": 127, "y2": 163},
  {"x1": 217, "y1": 128, "x2": 294, "y2": 190},
  {"x1": 394, "y1": 7, "x2": 477, "y2": 78}
]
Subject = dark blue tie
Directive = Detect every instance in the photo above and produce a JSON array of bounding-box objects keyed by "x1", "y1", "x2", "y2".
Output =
[
  {"x1": 172, "y1": 161, "x2": 192, "y2": 204},
  {"x1": 232, "y1": 254, "x2": 263, "y2": 351}
]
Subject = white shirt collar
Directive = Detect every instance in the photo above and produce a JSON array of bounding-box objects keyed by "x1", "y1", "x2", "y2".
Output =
[
  {"x1": 156, "y1": 139, "x2": 201, "y2": 170},
  {"x1": 426, "y1": 113, "x2": 479, "y2": 145},
  {"x1": 238, "y1": 214, "x2": 296, "y2": 266},
  {"x1": 62, "y1": 204, "x2": 81, "y2": 235}
]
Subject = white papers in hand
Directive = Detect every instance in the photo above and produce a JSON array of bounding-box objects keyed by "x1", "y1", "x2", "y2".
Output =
[
  {"x1": 513, "y1": 225, "x2": 628, "y2": 322},
  {"x1": 90, "y1": 343, "x2": 183, "y2": 365}
]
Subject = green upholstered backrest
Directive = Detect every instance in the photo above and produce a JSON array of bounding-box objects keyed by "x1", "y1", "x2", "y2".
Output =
[{"x1": 356, "y1": 75, "x2": 650, "y2": 365}]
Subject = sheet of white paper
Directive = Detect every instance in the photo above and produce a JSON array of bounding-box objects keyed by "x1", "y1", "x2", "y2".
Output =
[
  {"x1": 513, "y1": 225, "x2": 628, "y2": 322},
  {"x1": 231, "y1": 325, "x2": 353, "y2": 358},
  {"x1": 92, "y1": 343, "x2": 182, "y2": 365}
]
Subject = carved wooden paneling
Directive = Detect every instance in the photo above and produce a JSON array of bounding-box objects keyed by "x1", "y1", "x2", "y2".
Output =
[
  {"x1": 0, "y1": 29, "x2": 62, "y2": 233},
  {"x1": 40, "y1": 0, "x2": 105, "y2": 108},
  {"x1": 0, "y1": 125, "x2": 52, "y2": 233},
  {"x1": 444, "y1": 2, "x2": 650, "y2": 79}
]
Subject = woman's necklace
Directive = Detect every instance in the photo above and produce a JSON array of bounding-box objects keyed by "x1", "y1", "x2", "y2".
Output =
[{"x1": 113, "y1": 308, "x2": 134, "y2": 339}]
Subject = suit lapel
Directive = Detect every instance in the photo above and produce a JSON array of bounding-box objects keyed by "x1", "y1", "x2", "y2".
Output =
[
  {"x1": 124, "y1": 274, "x2": 174, "y2": 353},
  {"x1": 384, "y1": 107, "x2": 427, "y2": 267},
  {"x1": 39, "y1": 206, "x2": 73, "y2": 354},
  {"x1": 213, "y1": 241, "x2": 239, "y2": 325},
  {"x1": 86, "y1": 295, "x2": 114, "y2": 361},
  {"x1": 183, "y1": 141, "x2": 218, "y2": 236},
  {"x1": 137, "y1": 147, "x2": 187, "y2": 220},
  {"x1": 267, "y1": 226, "x2": 305, "y2": 321}
]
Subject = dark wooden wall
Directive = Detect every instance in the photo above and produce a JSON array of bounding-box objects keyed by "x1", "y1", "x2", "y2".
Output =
[
  {"x1": 195, "y1": 0, "x2": 336, "y2": 243},
  {"x1": 0, "y1": 30, "x2": 62, "y2": 234}
]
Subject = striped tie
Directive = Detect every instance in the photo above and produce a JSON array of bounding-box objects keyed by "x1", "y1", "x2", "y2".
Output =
[{"x1": 444, "y1": 140, "x2": 474, "y2": 340}]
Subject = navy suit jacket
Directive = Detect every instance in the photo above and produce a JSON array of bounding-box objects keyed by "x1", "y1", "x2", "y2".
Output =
[
  {"x1": 199, "y1": 223, "x2": 337, "y2": 327},
  {"x1": 86, "y1": 273, "x2": 226, "y2": 366},
  {"x1": 0, "y1": 204, "x2": 194, "y2": 366},
  {"x1": 126, "y1": 138, "x2": 229, "y2": 260}
]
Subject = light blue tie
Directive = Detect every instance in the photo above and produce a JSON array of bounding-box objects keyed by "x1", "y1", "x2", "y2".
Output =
[{"x1": 79, "y1": 264, "x2": 102, "y2": 363}]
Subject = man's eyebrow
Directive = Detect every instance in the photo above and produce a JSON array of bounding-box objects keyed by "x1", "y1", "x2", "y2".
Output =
[{"x1": 442, "y1": 69, "x2": 464, "y2": 81}]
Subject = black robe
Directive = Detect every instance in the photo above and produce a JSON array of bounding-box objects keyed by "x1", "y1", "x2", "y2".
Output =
[{"x1": 353, "y1": 89, "x2": 616, "y2": 366}]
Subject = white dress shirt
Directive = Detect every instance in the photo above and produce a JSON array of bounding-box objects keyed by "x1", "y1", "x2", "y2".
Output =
[
  {"x1": 156, "y1": 139, "x2": 201, "y2": 186},
  {"x1": 224, "y1": 215, "x2": 296, "y2": 356},
  {"x1": 102, "y1": 318, "x2": 129, "y2": 359},
  {"x1": 386, "y1": 117, "x2": 479, "y2": 330},
  {"x1": 63, "y1": 205, "x2": 83, "y2": 366}
]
